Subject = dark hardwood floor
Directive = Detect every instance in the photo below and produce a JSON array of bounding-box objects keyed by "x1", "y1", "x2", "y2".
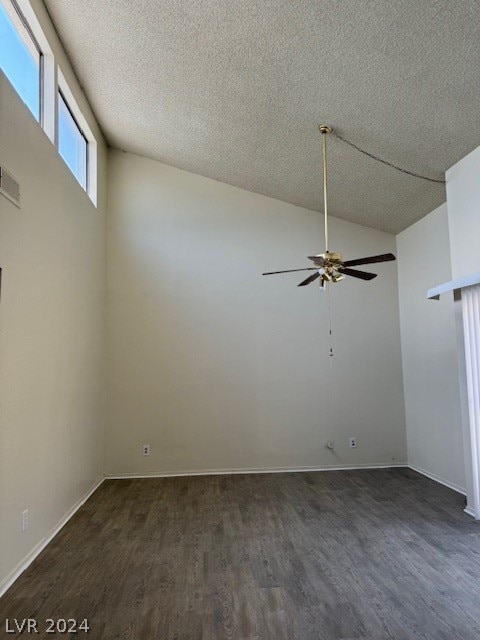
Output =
[{"x1": 1, "y1": 468, "x2": 480, "y2": 639}]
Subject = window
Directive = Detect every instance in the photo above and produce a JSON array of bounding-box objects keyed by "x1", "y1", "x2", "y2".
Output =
[
  {"x1": 57, "y1": 69, "x2": 97, "y2": 204},
  {"x1": 0, "y1": 0, "x2": 97, "y2": 204},
  {"x1": 58, "y1": 91, "x2": 88, "y2": 190},
  {"x1": 0, "y1": 0, "x2": 41, "y2": 119}
]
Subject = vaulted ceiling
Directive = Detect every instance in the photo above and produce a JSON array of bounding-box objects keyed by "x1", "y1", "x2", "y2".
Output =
[{"x1": 44, "y1": 0, "x2": 480, "y2": 232}]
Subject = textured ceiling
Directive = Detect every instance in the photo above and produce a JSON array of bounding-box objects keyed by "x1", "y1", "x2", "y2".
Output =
[{"x1": 44, "y1": 0, "x2": 480, "y2": 233}]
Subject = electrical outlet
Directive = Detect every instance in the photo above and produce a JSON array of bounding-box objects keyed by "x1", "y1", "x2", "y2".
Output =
[
  {"x1": 326, "y1": 440, "x2": 335, "y2": 450},
  {"x1": 21, "y1": 509, "x2": 29, "y2": 532},
  {"x1": 142, "y1": 444, "x2": 151, "y2": 456},
  {"x1": 349, "y1": 437, "x2": 357, "y2": 448}
]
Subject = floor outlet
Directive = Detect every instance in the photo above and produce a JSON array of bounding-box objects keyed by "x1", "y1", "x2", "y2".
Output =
[
  {"x1": 349, "y1": 437, "x2": 358, "y2": 448},
  {"x1": 21, "y1": 509, "x2": 29, "y2": 532},
  {"x1": 142, "y1": 444, "x2": 151, "y2": 456}
]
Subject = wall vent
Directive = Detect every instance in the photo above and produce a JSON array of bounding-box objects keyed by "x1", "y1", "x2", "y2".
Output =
[{"x1": 0, "y1": 165, "x2": 20, "y2": 208}]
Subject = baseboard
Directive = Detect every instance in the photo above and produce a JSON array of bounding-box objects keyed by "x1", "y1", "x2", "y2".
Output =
[
  {"x1": 106, "y1": 462, "x2": 408, "y2": 480},
  {"x1": 0, "y1": 476, "x2": 105, "y2": 598},
  {"x1": 407, "y1": 464, "x2": 466, "y2": 496}
]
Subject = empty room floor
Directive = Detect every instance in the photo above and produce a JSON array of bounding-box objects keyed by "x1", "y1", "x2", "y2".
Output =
[{"x1": 1, "y1": 468, "x2": 479, "y2": 640}]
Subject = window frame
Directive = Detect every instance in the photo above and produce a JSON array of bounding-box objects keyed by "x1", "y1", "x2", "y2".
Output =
[
  {"x1": 11, "y1": 0, "x2": 55, "y2": 142},
  {"x1": 57, "y1": 69, "x2": 97, "y2": 205},
  {"x1": 0, "y1": 0, "x2": 43, "y2": 122}
]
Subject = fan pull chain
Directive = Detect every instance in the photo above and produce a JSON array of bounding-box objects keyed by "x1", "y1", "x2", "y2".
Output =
[{"x1": 327, "y1": 283, "x2": 334, "y2": 366}]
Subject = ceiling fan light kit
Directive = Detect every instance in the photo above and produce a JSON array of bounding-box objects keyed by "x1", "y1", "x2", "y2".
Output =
[{"x1": 263, "y1": 125, "x2": 396, "y2": 289}]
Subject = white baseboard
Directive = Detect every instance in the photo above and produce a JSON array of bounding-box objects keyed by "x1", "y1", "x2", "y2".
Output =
[
  {"x1": 106, "y1": 461, "x2": 408, "y2": 480},
  {"x1": 407, "y1": 464, "x2": 466, "y2": 496},
  {"x1": 464, "y1": 506, "x2": 479, "y2": 519},
  {"x1": 0, "y1": 476, "x2": 105, "y2": 598}
]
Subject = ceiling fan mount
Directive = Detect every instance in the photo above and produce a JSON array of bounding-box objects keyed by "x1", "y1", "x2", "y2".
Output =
[
  {"x1": 263, "y1": 124, "x2": 396, "y2": 288},
  {"x1": 318, "y1": 125, "x2": 333, "y2": 135}
]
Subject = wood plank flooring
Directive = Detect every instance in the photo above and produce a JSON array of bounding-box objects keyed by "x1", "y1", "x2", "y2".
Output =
[{"x1": 1, "y1": 468, "x2": 480, "y2": 639}]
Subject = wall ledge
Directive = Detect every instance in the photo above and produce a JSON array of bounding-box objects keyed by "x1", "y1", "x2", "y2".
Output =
[{"x1": 427, "y1": 272, "x2": 480, "y2": 300}]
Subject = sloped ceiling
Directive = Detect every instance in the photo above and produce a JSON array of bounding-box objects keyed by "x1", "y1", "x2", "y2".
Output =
[{"x1": 44, "y1": 0, "x2": 480, "y2": 232}]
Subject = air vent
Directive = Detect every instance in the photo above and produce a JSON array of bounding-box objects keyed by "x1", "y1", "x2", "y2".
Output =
[{"x1": 0, "y1": 165, "x2": 20, "y2": 208}]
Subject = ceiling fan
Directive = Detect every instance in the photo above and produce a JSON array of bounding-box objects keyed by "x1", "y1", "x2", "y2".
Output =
[{"x1": 263, "y1": 125, "x2": 396, "y2": 289}]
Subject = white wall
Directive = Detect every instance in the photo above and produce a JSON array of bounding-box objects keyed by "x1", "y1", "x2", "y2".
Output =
[
  {"x1": 446, "y1": 145, "x2": 480, "y2": 280},
  {"x1": 106, "y1": 150, "x2": 407, "y2": 476},
  {"x1": 396, "y1": 204, "x2": 465, "y2": 492},
  {"x1": 445, "y1": 144, "x2": 480, "y2": 513},
  {"x1": 0, "y1": 1, "x2": 107, "y2": 591}
]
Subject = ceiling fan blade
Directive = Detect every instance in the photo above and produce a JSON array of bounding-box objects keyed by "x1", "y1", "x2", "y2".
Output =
[
  {"x1": 341, "y1": 267, "x2": 377, "y2": 281},
  {"x1": 263, "y1": 268, "x2": 318, "y2": 275},
  {"x1": 307, "y1": 255, "x2": 325, "y2": 264},
  {"x1": 342, "y1": 253, "x2": 396, "y2": 267},
  {"x1": 298, "y1": 272, "x2": 320, "y2": 287}
]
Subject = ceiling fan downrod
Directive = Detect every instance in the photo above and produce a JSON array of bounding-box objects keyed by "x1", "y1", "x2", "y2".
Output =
[
  {"x1": 317, "y1": 125, "x2": 345, "y2": 288},
  {"x1": 319, "y1": 124, "x2": 332, "y2": 255}
]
